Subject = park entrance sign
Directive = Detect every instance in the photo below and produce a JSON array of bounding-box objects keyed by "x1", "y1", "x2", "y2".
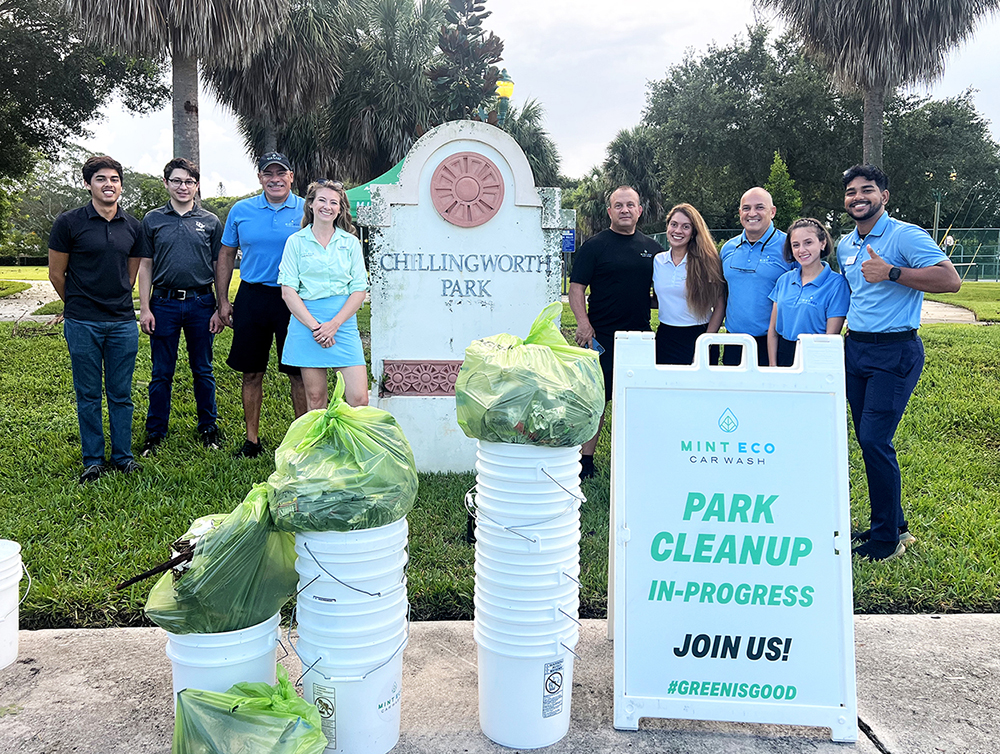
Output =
[{"x1": 610, "y1": 333, "x2": 857, "y2": 742}]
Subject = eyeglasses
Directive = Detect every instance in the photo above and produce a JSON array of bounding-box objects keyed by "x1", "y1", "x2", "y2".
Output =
[
  {"x1": 316, "y1": 179, "x2": 344, "y2": 189},
  {"x1": 167, "y1": 178, "x2": 198, "y2": 188}
]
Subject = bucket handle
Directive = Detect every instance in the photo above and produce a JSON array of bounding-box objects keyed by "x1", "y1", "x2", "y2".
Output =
[
  {"x1": 1, "y1": 561, "x2": 31, "y2": 622},
  {"x1": 557, "y1": 608, "x2": 582, "y2": 626},
  {"x1": 561, "y1": 642, "x2": 581, "y2": 661},
  {"x1": 292, "y1": 603, "x2": 411, "y2": 687},
  {"x1": 301, "y1": 541, "x2": 402, "y2": 599},
  {"x1": 540, "y1": 468, "x2": 585, "y2": 502},
  {"x1": 562, "y1": 570, "x2": 580, "y2": 585},
  {"x1": 464, "y1": 488, "x2": 576, "y2": 542}
]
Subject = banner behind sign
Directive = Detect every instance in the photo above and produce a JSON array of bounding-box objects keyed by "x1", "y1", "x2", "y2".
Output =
[{"x1": 611, "y1": 333, "x2": 857, "y2": 742}]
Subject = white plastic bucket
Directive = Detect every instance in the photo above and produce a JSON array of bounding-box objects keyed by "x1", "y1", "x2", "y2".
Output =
[
  {"x1": 300, "y1": 644, "x2": 406, "y2": 754},
  {"x1": 0, "y1": 540, "x2": 23, "y2": 671},
  {"x1": 477, "y1": 643, "x2": 575, "y2": 749},
  {"x1": 475, "y1": 599, "x2": 578, "y2": 636},
  {"x1": 476, "y1": 540, "x2": 579, "y2": 570},
  {"x1": 295, "y1": 553, "x2": 407, "y2": 599},
  {"x1": 474, "y1": 620, "x2": 579, "y2": 654},
  {"x1": 296, "y1": 579, "x2": 407, "y2": 615},
  {"x1": 477, "y1": 441, "x2": 581, "y2": 461},
  {"x1": 295, "y1": 626, "x2": 406, "y2": 668},
  {"x1": 295, "y1": 519, "x2": 408, "y2": 556},
  {"x1": 475, "y1": 458, "x2": 580, "y2": 484},
  {"x1": 475, "y1": 558, "x2": 579, "y2": 590},
  {"x1": 473, "y1": 493, "x2": 579, "y2": 524},
  {"x1": 475, "y1": 573, "x2": 578, "y2": 605},
  {"x1": 164, "y1": 613, "x2": 280, "y2": 698},
  {"x1": 474, "y1": 523, "x2": 580, "y2": 556}
]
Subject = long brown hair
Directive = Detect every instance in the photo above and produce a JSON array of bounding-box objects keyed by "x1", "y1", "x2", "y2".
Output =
[
  {"x1": 666, "y1": 203, "x2": 725, "y2": 320},
  {"x1": 302, "y1": 179, "x2": 356, "y2": 235}
]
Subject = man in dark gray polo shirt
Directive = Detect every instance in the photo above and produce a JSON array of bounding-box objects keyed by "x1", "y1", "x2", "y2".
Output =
[
  {"x1": 137, "y1": 158, "x2": 224, "y2": 455},
  {"x1": 48, "y1": 155, "x2": 143, "y2": 483}
]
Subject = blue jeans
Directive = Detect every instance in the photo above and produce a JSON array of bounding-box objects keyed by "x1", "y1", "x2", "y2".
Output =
[
  {"x1": 63, "y1": 318, "x2": 139, "y2": 466},
  {"x1": 845, "y1": 337, "x2": 924, "y2": 543},
  {"x1": 146, "y1": 293, "x2": 217, "y2": 436}
]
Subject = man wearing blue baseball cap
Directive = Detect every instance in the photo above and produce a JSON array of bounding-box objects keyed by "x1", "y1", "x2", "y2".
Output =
[{"x1": 214, "y1": 152, "x2": 306, "y2": 458}]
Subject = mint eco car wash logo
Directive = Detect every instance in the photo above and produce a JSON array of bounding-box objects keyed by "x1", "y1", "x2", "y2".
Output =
[{"x1": 719, "y1": 408, "x2": 738, "y2": 433}]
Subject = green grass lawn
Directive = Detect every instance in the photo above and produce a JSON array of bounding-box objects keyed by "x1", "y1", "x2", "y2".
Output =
[
  {"x1": 0, "y1": 265, "x2": 49, "y2": 281},
  {"x1": 926, "y1": 281, "x2": 1000, "y2": 321},
  {"x1": 1, "y1": 314, "x2": 998, "y2": 629},
  {"x1": 0, "y1": 281, "x2": 31, "y2": 298}
]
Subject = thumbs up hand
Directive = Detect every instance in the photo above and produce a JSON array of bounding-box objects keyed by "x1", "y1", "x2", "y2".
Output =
[{"x1": 861, "y1": 245, "x2": 892, "y2": 283}]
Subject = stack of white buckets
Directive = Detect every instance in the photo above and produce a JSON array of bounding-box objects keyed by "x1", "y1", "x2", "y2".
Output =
[
  {"x1": 293, "y1": 518, "x2": 409, "y2": 754},
  {"x1": 1, "y1": 540, "x2": 25, "y2": 671},
  {"x1": 472, "y1": 441, "x2": 582, "y2": 749}
]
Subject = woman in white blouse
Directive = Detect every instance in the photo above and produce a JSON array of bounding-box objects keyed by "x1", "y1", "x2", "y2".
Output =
[{"x1": 653, "y1": 203, "x2": 726, "y2": 364}]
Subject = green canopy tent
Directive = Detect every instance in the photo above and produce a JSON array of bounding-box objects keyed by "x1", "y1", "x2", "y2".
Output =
[{"x1": 345, "y1": 159, "x2": 404, "y2": 219}]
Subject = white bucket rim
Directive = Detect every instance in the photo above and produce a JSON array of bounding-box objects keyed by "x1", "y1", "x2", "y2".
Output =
[
  {"x1": 295, "y1": 584, "x2": 408, "y2": 609},
  {"x1": 297, "y1": 635, "x2": 408, "y2": 678},
  {"x1": 474, "y1": 589, "x2": 579, "y2": 611},
  {"x1": 476, "y1": 456, "x2": 580, "y2": 475},
  {"x1": 295, "y1": 626, "x2": 406, "y2": 655},
  {"x1": 294, "y1": 519, "x2": 407, "y2": 550},
  {"x1": 165, "y1": 633, "x2": 278, "y2": 668},
  {"x1": 475, "y1": 461, "x2": 580, "y2": 485},
  {"x1": 164, "y1": 612, "x2": 280, "y2": 644},
  {"x1": 0, "y1": 541, "x2": 21, "y2": 561},
  {"x1": 477, "y1": 441, "x2": 581, "y2": 459},
  {"x1": 474, "y1": 481, "x2": 582, "y2": 502},
  {"x1": 474, "y1": 528, "x2": 580, "y2": 554},
  {"x1": 475, "y1": 575, "x2": 579, "y2": 599},
  {"x1": 474, "y1": 625, "x2": 579, "y2": 657},
  {"x1": 295, "y1": 605, "x2": 406, "y2": 636},
  {"x1": 475, "y1": 547, "x2": 580, "y2": 570},
  {"x1": 474, "y1": 566, "x2": 580, "y2": 588}
]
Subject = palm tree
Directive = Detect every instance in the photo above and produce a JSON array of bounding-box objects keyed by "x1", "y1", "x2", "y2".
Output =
[
  {"x1": 603, "y1": 125, "x2": 665, "y2": 230},
  {"x1": 758, "y1": 0, "x2": 1000, "y2": 167},
  {"x1": 66, "y1": 0, "x2": 290, "y2": 163},
  {"x1": 202, "y1": 0, "x2": 351, "y2": 154},
  {"x1": 502, "y1": 99, "x2": 561, "y2": 188},
  {"x1": 321, "y1": 0, "x2": 444, "y2": 183}
]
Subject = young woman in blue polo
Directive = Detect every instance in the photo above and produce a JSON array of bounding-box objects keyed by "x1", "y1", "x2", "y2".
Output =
[
  {"x1": 278, "y1": 180, "x2": 369, "y2": 410},
  {"x1": 766, "y1": 218, "x2": 850, "y2": 367}
]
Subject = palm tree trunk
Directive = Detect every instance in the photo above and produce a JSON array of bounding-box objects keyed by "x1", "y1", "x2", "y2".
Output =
[
  {"x1": 171, "y1": 36, "x2": 200, "y2": 164},
  {"x1": 862, "y1": 85, "x2": 886, "y2": 168},
  {"x1": 262, "y1": 123, "x2": 278, "y2": 154}
]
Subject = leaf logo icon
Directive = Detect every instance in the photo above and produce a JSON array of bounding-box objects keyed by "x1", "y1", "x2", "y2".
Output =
[{"x1": 719, "y1": 408, "x2": 739, "y2": 433}]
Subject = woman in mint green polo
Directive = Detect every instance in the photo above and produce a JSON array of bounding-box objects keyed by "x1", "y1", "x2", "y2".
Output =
[
  {"x1": 278, "y1": 180, "x2": 369, "y2": 409},
  {"x1": 766, "y1": 218, "x2": 850, "y2": 367}
]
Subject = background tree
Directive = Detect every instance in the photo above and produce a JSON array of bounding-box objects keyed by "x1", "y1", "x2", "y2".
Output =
[
  {"x1": 758, "y1": 0, "x2": 1000, "y2": 167},
  {"x1": 501, "y1": 99, "x2": 561, "y2": 188},
  {"x1": 426, "y1": 0, "x2": 503, "y2": 122},
  {"x1": 0, "y1": 0, "x2": 167, "y2": 180},
  {"x1": 563, "y1": 167, "x2": 611, "y2": 241},
  {"x1": 603, "y1": 126, "x2": 665, "y2": 232},
  {"x1": 67, "y1": 0, "x2": 291, "y2": 164},
  {"x1": 203, "y1": 0, "x2": 350, "y2": 155},
  {"x1": 764, "y1": 151, "x2": 802, "y2": 231}
]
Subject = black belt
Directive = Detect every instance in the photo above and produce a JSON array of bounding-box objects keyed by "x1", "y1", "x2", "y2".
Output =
[
  {"x1": 153, "y1": 285, "x2": 213, "y2": 300},
  {"x1": 847, "y1": 329, "x2": 917, "y2": 343}
]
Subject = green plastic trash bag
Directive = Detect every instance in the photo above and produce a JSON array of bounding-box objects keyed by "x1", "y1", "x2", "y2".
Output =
[
  {"x1": 145, "y1": 484, "x2": 298, "y2": 634},
  {"x1": 173, "y1": 666, "x2": 328, "y2": 754},
  {"x1": 455, "y1": 302, "x2": 605, "y2": 446},
  {"x1": 267, "y1": 373, "x2": 418, "y2": 532}
]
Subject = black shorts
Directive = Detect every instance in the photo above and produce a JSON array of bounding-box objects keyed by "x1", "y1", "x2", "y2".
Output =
[{"x1": 226, "y1": 282, "x2": 300, "y2": 376}]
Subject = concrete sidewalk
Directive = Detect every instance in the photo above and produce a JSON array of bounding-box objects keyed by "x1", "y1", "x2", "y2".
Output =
[{"x1": 1, "y1": 615, "x2": 996, "y2": 753}]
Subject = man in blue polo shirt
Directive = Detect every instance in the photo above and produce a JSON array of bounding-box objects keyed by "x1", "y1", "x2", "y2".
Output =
[
  {"x1": 215, "y1": 152, "x2": 306, "y2": 458},
  {"x1": 838, "y1": 164, "x2": 960, "y2": 561},
  {"x1": 48, "y1": 155, "x2": 143, "y2": 483},
  {"x1": 720, "y1": 187, "x2": 793, "y2": 365}
]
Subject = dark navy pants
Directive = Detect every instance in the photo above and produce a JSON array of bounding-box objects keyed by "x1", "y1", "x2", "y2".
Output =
[
  {"x1": 146, "y1": 293, "x2": 217, "y2": 436},
  {"x1": 845, "y1": 336, "x2": 924, "y2": 543}
]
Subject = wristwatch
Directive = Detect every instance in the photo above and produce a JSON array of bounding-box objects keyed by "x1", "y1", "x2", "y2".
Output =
[{"x1": 888, "y1": 266, "x2": 902, "y2": 282}]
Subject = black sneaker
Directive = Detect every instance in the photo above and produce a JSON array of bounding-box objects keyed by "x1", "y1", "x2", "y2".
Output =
[
  {"x1": 580, "y1": 455, "x2": 595, "y2": 480},
  {"x1": 200, "y1": 426, "x2": 222, "y2": 450},
  {"x1": 852, "y1": 539, "x2": 905, "y2": 561},
  {"x1": 235, "y1": 439, "x2": 264, "y2": 459},
  {"x1": 114, "y1": 459, "x2": 141, "y2": 474},
  {"x1": 140, "y1": 434, "x2": 165, "y2": 457},
  {"x1": 79, "y1": 464, "x2": 105, "y2": 484}
]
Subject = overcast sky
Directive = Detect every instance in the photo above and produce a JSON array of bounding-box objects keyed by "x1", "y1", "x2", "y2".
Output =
[{"x1": 82, "y1": 0, "x2": 1000, "y2": 196}]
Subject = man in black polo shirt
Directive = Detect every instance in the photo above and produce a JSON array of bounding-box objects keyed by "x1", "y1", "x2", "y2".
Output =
[
  {"x1": 48, "y1": 155, "x2": 143, "y2": 483},
  {"x1": 137, "y1": 158, "x2": 224, "y2": 455},
  {"x1": 569, "y1": 185, "x2": 660, "y2": 479}
]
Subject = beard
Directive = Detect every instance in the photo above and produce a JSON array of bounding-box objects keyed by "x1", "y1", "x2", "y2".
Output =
[{"x1": 848, "y1": 198, "x2": 883, "y2": 223}]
